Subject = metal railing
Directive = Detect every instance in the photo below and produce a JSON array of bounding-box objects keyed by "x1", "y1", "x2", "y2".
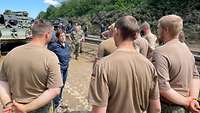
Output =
[
  {"x1": 192, "y1": 50, "x2": 200, "y2": 62},
  {"x1": 85, "y1": 35, "x2": 102, "y2": 44}
]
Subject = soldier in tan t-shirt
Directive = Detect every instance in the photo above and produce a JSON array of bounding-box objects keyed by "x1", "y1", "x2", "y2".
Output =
[
  {"x1": 153, "y1": 15, "x2": 200, "y2": 113},
  {"x1": 134, "y1": 33, "x2": 149, "y2": 57},
  {"x1": 0, "y1": 20, "x2": 63, "y2": 113},
  {"x1": 94, "y1": 23, "x2": 117, "y2": 69},
  {"x1": 140, "y1": 21, "x2": 157, "y2": 50},
  {"x1": 88, "y1": 16, "x2": 161, "y2": 113},
  {"x1": 140, "y1": 22, "x2": 158, "y2": 59},
  {"x1": 97, "y1": 37, "x2": 117, "y2": 58},
  {"x1": 97, "y1": 23, "x2": 117, "y2": 59}
]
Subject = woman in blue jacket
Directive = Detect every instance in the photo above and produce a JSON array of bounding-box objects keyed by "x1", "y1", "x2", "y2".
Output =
[{"x1": 48, "y1": 31, "x2": 71, "y2": 111}]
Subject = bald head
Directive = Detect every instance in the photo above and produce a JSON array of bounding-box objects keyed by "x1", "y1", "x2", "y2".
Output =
[
  {"x1": 115, "y1": 16, "x2": 139, "y2": 40},
  {"x1": 158, "y1": 15, "x2": 183, "y2": 37}
]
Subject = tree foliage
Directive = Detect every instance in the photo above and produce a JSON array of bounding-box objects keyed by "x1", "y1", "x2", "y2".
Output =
[
  {"x1": 37, "y1": 0, "x2": 200, "y2": 42},
  {"x1": 37, "y1": 0, "x2": 144, "y2": 19}
]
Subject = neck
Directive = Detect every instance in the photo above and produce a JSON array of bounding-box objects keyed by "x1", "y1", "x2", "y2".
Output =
[
  {"x1": 118, "y1": 39, "x2": 135, "y2": 50},
  {"x1": 59, "y1": 41, "x2": 65, "y2": 45},
  {"x1": 138, "y1": 34, "x2": 142, "y2": 38},
  {"x1": 164, "y1": 35, "x2": 178, "y2": 43},
  {"x1": 146, "y1": 30, "x2": 151, "y2": 34},
  {"x1": 31, "y1": 36, "x2": 46, "y2": 47}
]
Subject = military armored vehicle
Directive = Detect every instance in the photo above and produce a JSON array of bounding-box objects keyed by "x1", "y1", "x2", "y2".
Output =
[{"x1": 0, "y1": 10, "x2": 32, "y2": 55}]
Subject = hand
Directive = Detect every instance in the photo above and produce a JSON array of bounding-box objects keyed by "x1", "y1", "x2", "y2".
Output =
[
  {"x1": 3, "y1": 105, "x2": 13, "y2": 113},
  {"x1": 80, "y1": 37, "x2": 85, "y2": 42},
  {"x1": 82, "y1": 38, "x2": 85, "y2": 42},
  {"x1": 183, "y1": 97, "x2": 193, "y2": 108},
  {"x1": 3, "y1": 102, "x2": 13, "y2": 113},
  {"x1": 13, "y1": 100, "x2": 27, "y2": 113},
  {"x1": 189, "y1": 99, "x2": 200, "y2": 113}
]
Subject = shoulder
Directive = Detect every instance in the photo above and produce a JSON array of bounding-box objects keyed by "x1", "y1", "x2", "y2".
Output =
[
  {"x1": 155, "y1": 41, "x2": 181, "y2": 55},
  {"x1": 153, "y1": 47, "x2": 170, "y2": 64},
  {"x1": 96, "y1": 53, "x2": 114, "y2": 67},
  {"x1": 143, "y1": 38, "x2": 149, "y2": 45},
  {"x1": 152, "y1": 34, "x2": 157, "y2": 38},
  {"x1": 97, "y1": 50, "x2": 125, "y2": 65},
  {"x1": 154, "y1": 44, "x2": 169, "y2": 53},
  {"x1": 6, "y1": 44, "x2": 26, "y2": 56},
  {"x1": 45, "y1": 50, "x2": 60, "y2": 66},
  {"x1": 2, "y1": 45, "x2": 23, "y2": 63},
  {"x1": 153, "y1": 47, "x2": 167, "y2": 59},
  {"x1": 136, "y1": 53, "x2": 155, "y2": 68},
  {"x1": 134, "y1": 38, "x2": 140, "y2": 45},
  {"x1": 99, "y1": 39, "x2": 108, "y2": 47},
  {"x1": 42, "y1": 47, "x2": 58, "y2": 59},
  {"x1": 102, "y1": 38, "x2": 112, "y2": 44}
]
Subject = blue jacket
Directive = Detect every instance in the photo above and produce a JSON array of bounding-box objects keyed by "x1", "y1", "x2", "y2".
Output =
[{"x1": 48, "y1": 41, "x2": 71, "y2": 70}]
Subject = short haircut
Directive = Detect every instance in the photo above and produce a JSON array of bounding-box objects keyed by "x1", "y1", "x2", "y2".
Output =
[
  {"x1": 115, "y1": 16, "x2": 139, "y2": 40},
  {"x1": 31, "y1": 20, "x2": 52, "y2": 36},
  {"x1": 140, "y1": 21, "x2": 150, "y2": 31},
  {"x1": 159, "y1": 15, "x2": 183, "y2": 37},
  {"x1": 56, "y1": 31, "x2": 62, "y2": 38}
]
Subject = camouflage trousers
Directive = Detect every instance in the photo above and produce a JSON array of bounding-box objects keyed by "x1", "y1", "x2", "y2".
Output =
[
  {"x1": 74, "y1": 42, "x2": 83, "y2": 59},
  {"x1": 161, "y1": 102, "x2": 190, "y2": 113}
]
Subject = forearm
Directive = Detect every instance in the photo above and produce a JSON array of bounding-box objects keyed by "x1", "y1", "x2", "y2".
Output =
[
  {"x1": 160, "y1": 88, "x2": 190, "y2": 107},
  {"x1": 189, "y1": 78, "x2": 200, "y2": 98},
  {"x1": 24, "y1": 88, "x2": 60, "y2": 112},
  {"x1": 92, "y1": 105, "x2": 107, "y2": 113},
  {"x1": 148, "y1": 99, "x2": 161, "y2": 113},
  {"x1": 0, "y1": 81, "x2": 11, "y2": 106}
]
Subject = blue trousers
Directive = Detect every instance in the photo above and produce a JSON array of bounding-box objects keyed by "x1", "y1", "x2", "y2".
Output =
[{"x1": 53, "y1": 68, "x2": 68, "y2": 108}]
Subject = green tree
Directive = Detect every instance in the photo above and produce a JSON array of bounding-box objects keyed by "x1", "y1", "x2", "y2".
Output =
[{"x1": 37, "y1": 11, "x2": 46, "y2": 19}]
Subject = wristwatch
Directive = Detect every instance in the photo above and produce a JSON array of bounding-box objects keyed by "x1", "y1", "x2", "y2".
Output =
[{"x1": 3, "y1": 101, "x2": 13, "y2": 109}]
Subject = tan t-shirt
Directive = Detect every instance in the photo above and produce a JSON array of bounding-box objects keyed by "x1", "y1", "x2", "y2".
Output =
[
  {"x1": 97, "y1": 38, "x2": 117, "y2": 58},
  {"x1": 143, "y1": 33, "x2": 157, "y2": 50},
  {"x1": 0, "y1": 43, "x2": 63, "y2": 103},
  {"x1": 152, "y1": 39, "x2": 199, "y2": 97},
  {"x1": 134, "y1": 36, "x2": 149, "y2": 57},
  {"x1": 89, "y1": 49, "x2": 159, "y2": 113}
]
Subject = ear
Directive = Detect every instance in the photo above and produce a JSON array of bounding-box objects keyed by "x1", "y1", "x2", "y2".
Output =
[
  {"x1": 44, "y1": 32, "x2": 49, "y2": 39},
  {"x1": 115, "y1": 28, "x2": 119, "y2": 34},
  {"x1": 113, "y1": 28, "x2": 117, "y2": 32},
  {"x1": 163, "y1": 27, "x2": 169, "y2": 33},
  {"x1": 144, "y1": 27, "x2": 148, "y2": 32},
  {"x1": 135, "y1": 32, "x2": 139, "y2": 38}
]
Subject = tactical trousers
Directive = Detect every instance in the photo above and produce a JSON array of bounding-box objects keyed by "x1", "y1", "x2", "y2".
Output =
[{"x1": 74, "y1": 42, "x2": 80, "y2": 59}]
